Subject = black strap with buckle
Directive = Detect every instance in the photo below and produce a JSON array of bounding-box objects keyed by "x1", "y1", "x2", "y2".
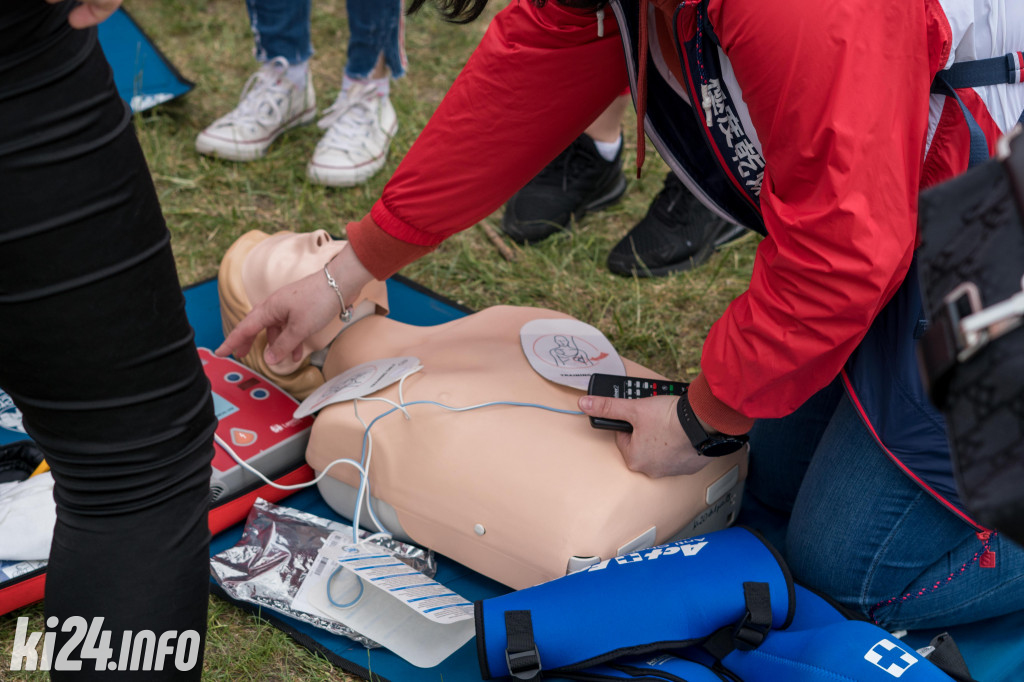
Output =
[
  {"x1": 703, "y1": 581, "x2": 773, "y2": 660},
  {"x1": 504, "y1": 610, "x2": 543, "y2": 680},
  {"x1": 732, "y1": 582, "x2": 772, "y2": 650}
]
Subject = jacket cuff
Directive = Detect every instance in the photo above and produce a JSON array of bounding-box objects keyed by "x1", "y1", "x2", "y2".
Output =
[
  {"x1": 346, "y1": 212, "x2": 437, "y2": 281},
  {"x1": 689, "y1": 373, "x2": 755, "y2": 436}
]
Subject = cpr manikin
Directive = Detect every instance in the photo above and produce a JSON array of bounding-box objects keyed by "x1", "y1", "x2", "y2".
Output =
[{"x1": 220, "y1": 231, "x2": 747, "y2": 589}]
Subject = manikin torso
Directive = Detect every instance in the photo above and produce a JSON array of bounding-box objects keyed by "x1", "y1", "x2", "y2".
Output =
[{"x1": 220, "y1": 231, "x2": 747, "y2": 588}]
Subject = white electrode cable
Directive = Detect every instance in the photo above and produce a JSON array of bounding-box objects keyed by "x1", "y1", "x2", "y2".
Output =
[
  {"x1": 214, "y1": 363, "x2": 585, "y2": 543},
  {"x1": 346, "y1": 397, "x2": 584, "y2": 542},
  {"x1": 214, "y1": 431, "x2": 393, "y2": 538},
  {"x1": 213, "y1": 432, "x2": 367, "y2": 490}
]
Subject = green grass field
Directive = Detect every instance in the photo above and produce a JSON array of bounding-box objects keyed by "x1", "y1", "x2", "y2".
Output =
[{"x1": 0, "y1": 0, "x2": 759, "y2": 678}]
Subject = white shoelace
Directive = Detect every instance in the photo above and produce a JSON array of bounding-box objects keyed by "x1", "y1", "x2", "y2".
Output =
[
  {"x1": 219, "y1": 56, "x2": 296, "y2": 129},
  {"x1": 319, "y1": 83, "x2": 381, "y2": 149}
]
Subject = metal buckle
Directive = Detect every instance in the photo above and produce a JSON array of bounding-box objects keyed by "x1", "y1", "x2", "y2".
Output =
[{"x1": 944, "y1": 275, "x2": 1024, "y2": 362}]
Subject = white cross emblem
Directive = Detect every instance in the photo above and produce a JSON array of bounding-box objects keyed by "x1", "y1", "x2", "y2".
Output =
[{"x1": 864, "y1": 639, "x2": 918, "y2": 677}]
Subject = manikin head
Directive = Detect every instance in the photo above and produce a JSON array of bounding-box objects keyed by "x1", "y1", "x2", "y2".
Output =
[{"x1": 219, "y1": 230, "x2": 389, "y2": 398}]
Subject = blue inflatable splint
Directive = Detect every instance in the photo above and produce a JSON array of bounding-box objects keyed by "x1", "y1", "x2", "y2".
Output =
[
  {"x1": 719, "y1": 587, "x2": 965, "y2": 682},
  {"x1": 475, "y1": 527, "x2": 969, "y2": 681},
  {"x1": 571, "y1": 621, "x2": 964, "y2": 682},
  {"x1": 476, "y1": 527, "x2": 795, "y2": 678},
  {"x1": 577, "y1": 653, "x2": 726, "y2": 682}
]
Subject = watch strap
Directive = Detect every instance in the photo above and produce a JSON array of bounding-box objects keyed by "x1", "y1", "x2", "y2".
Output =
[
  {"x1": 676, "y1": 384, "x2": 708, "y2": 445},
  {"x1": 676, "y1": 386, "x2": 749, "y2": 457}
]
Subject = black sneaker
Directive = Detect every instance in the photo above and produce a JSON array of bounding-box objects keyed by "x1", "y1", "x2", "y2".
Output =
[
  {"x1": 607, "y1": 172, "x2": 746, "y2": 277},
  {"x1": 502, "y1": 134, "x2": 627, "y2": 244}
]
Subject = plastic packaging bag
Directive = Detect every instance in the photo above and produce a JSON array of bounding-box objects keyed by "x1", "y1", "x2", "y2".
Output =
[{"x1": 210, "y1": 498, "x2": 435, "y2": 647}]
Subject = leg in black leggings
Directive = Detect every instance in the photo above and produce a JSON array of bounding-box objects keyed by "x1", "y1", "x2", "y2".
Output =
[{"x1": 0, "y1": 2, "x2": 216, "y2": 678}]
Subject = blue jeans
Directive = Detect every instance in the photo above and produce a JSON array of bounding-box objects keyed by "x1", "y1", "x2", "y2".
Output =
[
  {"x1": 742, "y1": 378, "x2": 1024, "y2": 631},
  {"x1": 246, "y1": 0, "x2": 406, "y2": 79}
]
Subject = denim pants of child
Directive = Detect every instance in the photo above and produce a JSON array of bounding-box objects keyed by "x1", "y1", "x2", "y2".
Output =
[
  {"x1": 744, "y1": 378, "x2": 1024, "y2": 631},
  {"x1": 246, "y1": 0, "x2": 406, "y2": 79}
]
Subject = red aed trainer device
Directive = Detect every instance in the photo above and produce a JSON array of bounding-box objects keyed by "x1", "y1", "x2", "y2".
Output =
[{"x1": 198, "y1": 348, "x2": 313, "y2": 501}]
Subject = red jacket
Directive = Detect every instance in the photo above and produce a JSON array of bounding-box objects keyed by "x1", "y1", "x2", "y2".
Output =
[{"x1": 347, "y1": 0, "x2": 1021, "y2": 433}]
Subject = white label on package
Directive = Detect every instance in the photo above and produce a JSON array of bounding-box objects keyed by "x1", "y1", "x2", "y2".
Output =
[
  {"x1": 294, "y1": 356, "x2": 421, "y2": 418},
  {"x1": 519, "y1": 318, "x2": 625, "y2": 390},
  {"x1": 291, "y1": 532, "x2": 473, "y2": 668}
]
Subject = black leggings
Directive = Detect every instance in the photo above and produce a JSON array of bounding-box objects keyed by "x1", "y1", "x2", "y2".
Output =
[{"x1": 0, "y1": 2, "x2": 216, "y2": 679}]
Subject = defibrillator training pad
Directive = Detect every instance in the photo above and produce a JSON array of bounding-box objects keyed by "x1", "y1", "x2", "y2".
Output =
[
  {"x1": 294, "y1": 356, "x2": 421, "y2": 418},
  {"x1": 519, "y1": 319, "x2": 625, "y2": 390}
]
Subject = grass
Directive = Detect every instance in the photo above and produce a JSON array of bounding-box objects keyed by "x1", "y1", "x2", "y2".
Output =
[
  {"x1": 1, "y1": 0, "x2": 758, "y2": 678},
  {"x1": 1, "y1": 600, "x2": 351, "y2": 681}
]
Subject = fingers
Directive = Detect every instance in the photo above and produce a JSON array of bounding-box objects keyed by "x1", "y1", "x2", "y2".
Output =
[
  {"x1": 578, "y1": 395, "x2": 636, "y2": 423},
  {"x1": 615, "y1": 430, "x2": 633, "y2": 455},
  {"x1": 215, "y1": 270, "x2": 339, "y2": 365},
  {"x1": 215, "y1": 260, "x2": 371, "y2": 367},
  {"x1": 263, "y1": 324, "x2": 304, "y2": 366},
  {"x1": 264, "y1": 325, "x2": 282, "y2": 363},
  {"x1": 581, "y1": 395, "x2": 705, "y2": 478},
  {"x1": 215, "y1": 302, "x2": 281, "y2": 359},
  {"x1": 63, "y1": 0, "x2": 123, "y2": 28},
  {"x1": 264, "y1": 326, "x2": 303, "y2": 364},
  {"x1": 215, "y1": 312, "x2": 301, "y2": 367},
  {"x1": 214, "y1": 314, "x2": 262, "y2": 359},
  {"x1": 579, "y1": 393, "x2": 639, "y2": 459}
]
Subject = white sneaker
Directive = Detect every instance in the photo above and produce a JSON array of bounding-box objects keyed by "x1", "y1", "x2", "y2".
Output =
[
  {"x1": 307, "y1": 81, "x2": 398, "y2": 187},
  {"x1": 196, "y1": 57, "x2": 316, "y2": 162}
]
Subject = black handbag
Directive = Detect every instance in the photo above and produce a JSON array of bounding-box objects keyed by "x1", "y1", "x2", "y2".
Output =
[{"x1": 917, "y1": 127, "x2": 1024, "y2": 546}]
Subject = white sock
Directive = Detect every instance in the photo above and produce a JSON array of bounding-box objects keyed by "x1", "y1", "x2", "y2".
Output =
[
  {"x1": 593, "y1": 135, "x2": 622, "y2": 162},
  {"x1": 342, "y1": 75, "x2": 390, "y2": 98},
  {"x1": 285, "y1": 60, "x2": 309, "y2": 88}
]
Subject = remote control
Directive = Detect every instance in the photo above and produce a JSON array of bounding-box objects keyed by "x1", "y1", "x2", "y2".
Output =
[{"x1": 586, "y1": 373, "x2": 688, "y2": 432}]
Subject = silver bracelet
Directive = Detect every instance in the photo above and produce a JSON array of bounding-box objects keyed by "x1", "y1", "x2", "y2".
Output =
[{"x1": 323, "y1": 264, "x2": 353, "y2": 323}]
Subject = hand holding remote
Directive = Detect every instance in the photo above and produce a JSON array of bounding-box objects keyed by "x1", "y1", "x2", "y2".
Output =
[
  {"x1": 578, "y1": 392, "x2": 709, "y2": 478},
  {"x1": 585, "y1": 373, "x2": 688, "y2": 432}
]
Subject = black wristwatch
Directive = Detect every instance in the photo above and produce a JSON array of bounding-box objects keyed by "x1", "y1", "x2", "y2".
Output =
[{"x1": 676, "y1": 385, "x2": 749, "y2": 457}]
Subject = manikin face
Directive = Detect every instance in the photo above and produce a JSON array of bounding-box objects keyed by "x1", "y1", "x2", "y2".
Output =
[
  {"x1": 241, "y1": 230, "x2": 347, "y2": 305},
  {"x1": 232, "y1": 230, "x2": 388, "y2": 375}
]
